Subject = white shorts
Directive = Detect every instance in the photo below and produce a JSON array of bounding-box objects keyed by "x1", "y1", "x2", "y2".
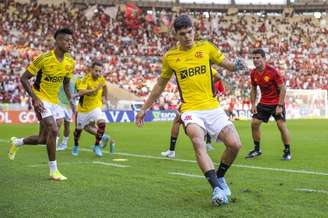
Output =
[
  {"x1": 39, "y1": 100, "x2": 65, "y2": 120},
  {"x1": 58, "y1": 106, "x2": 73, "y2": 122},
  {"x1": 76, "y1": 108, "x2": 106, "y2": 129},
  {"x1": 181, "y1": 107, "x2": 232, "y2": 142}
]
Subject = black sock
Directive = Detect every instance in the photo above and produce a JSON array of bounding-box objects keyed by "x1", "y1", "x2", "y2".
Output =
[
  {"x1": 254, "y1": 140, "x2": 260, "y2": 151},
  {"x1": 206, "y1": 133, "x2": 211, "y2": 144},
  {"x1": 284, "y1": 144, "x2": 290, "y2": 153},
  {"x1": 74, "y1": 129, "x2": 82, "y2": 146},
  {"x1": 204, "y1": 169, "x2": 219, "y2": 189},
  {"x1": 169, "y1": 137, "x2": 177, "y2": 151},
  {"x1": 216, "y1": 162, "x2": 230, "y2": 178}
]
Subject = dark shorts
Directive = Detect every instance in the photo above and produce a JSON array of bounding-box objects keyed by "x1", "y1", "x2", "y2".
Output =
[{"x1": 252, "y1": 103, "x2": 286, "y2": 123}]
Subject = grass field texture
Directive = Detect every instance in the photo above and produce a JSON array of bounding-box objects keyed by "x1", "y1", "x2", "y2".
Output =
[{"x1": 0, "y1": 119, "x2": 327, "y2": 217}]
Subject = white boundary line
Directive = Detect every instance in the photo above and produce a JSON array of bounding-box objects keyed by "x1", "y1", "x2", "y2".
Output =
[
  {"x1": 168, "y1": 172, "x2": 203, "y2": 179},
  {"x1": 92, "y1": 161, "x2": 129, "y2": 168},
  {"x1": 295, "y1": 188, "x2": 328, "y2": 194},
  {"x1": 80, "y1": 149, "x2": 328, "y2": 177},
  {"x1": 0, "y1": 139, "x2": 8, "y2": 142},
  {"x1": 28, "y1": 161, "x2": 129, "y2": 168}
]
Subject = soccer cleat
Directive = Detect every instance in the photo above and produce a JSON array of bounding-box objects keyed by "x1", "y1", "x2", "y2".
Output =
[
  {"x1": 160, "y1": 149, "x2": 175, "y2": 158},
  {"x1": 218, "y1": 177, "x2": 231, "y2": 196},
  {"x1": 282, "y1": 149, "x2": 292, "y2": 160},
  {"x1": 100, "y1": 134, "x2": 109, "y2": 149},
  {"x1": 212, "y1": 187, "x2": 228, "y2": 206},
  {"x1": 8, "y1": 137, "x2": 19, "y2": 160},
  {"x1": 71, "y1": 145, "x2": 80, "y2": 156},
  {"x1": 57, "y1": 143, "x2": 67, "y2": 151},
  {"x1": 93, "y1": 145, "x2": 103, "y2": 157},
  {"x1": 49, "y1": 170, "x2": 67, "y2": 181},
  {"x1": 245, "y1": 149, "x2": 262, "y2": 159},
  {"x1": 206, "y1": 143, "x2": 214, "y2": 151}
]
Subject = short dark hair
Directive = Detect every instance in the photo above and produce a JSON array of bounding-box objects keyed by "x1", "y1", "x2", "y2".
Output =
[
  {"x1": 54, "y1": 28, "x2": 73, "y2": 39},
  {"x1": 92, "y1": 61, "x2": 103, "y2": 68},
  {"x1": 252, "y1": 48, "x2": 266, "y2": 58},
  {"x1": 173, "y1": 15, "x2": 192, "y2": 32}
]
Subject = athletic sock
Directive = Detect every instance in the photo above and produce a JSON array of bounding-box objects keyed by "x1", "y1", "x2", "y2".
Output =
[
  {"x1": 216, "y1": 162, "x2": 230, "y2": 178},
  {"x1": 204, "y1": 169, "x2": 220, "y2": 189},
  {"x1": 254, "y1": 140, "x2": 260, "y2": 151},
  {"x1": 15, "y1": 138, "x2": 24, "y2": 147},
  {"x1": 169, "y1": 137, "x2": 177, "y2": 151},
  {"x1": 284, "y1": 144, "x2": 290, "y2": 153},
  {"x1": 49, "y1": 160, "x2": 58, "y2": 173},
  {"x1": 62, "y1": 136, "x2": 69, "y2": 145}
]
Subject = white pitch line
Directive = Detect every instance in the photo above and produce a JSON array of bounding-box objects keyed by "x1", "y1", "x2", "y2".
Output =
[
  {"x1": 28, "y1": 161, "x2": 88, "y2": 167},
  {"x1": 0, "y1": 139, "x2": 8, "y2": 142},
  {"x1": 169, "y1": 172, "x2": 203, "y2": 179},
  {"x1": 92, "y1": 161, "x2": 129, "y2": 168},
  {"x1": 233, "y1": 164, "x2": 328, "y2": 176},
  {"x1": 79, "y1": 149, "x2": 328, "y2": 177},
  {"x1": 295, "y1": 188, "x2": 328, "y2": 194}
]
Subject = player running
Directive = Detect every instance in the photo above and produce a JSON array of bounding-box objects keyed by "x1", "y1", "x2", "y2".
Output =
[
  {"x1": 8, "y1": 28, "x2": 76, "y2": 181},
  {"x1": 71, "y1": 61, "x2": 115, "y2": 157}
]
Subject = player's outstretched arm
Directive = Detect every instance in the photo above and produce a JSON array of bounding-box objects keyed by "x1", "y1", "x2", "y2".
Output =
[
  {"x1": 136, "y1": 77, "x2": 170, "y2": 127},
  {"x1": 219, "y1": 58, "x2": 248, "y2": 72}
]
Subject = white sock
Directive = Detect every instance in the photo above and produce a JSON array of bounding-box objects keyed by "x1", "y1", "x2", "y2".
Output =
[
  {"x1": 14, "y1": 138, "x2": 24, "y2": 147},
  {"x1": 49, "y1": 160, "x2": 58, "y2": 173},
  {"x1": 62, "y1": 136, "x2": 69, "y2": 145},
  {"x1": 56, "y1": 137, "x2": 59, "y2": 146}
]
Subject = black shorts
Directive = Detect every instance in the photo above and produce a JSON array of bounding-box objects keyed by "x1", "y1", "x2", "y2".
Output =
[{"x1": 252, "y1": 103, "x2": 286, "y2": 123}]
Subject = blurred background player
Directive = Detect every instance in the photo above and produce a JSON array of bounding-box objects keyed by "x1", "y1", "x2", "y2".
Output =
[
  {"x1": 8, "y1": 28, "x2": 76, "y2": 181},
  {"x1": 136, "y1": 15, "x2": 247, "y2": 206},
  {"x1": 56, "y1": 76, "x2": 78, "y2": 151},
  {"x1": 246, "y1": 48, "x2": 292, "y2": 160},
  {"x1": 160, "y1": 111, "x2": 214, "y2": 159},
  {"x1": 71, "y1": 61, "x2": 114, "y2": 157}
]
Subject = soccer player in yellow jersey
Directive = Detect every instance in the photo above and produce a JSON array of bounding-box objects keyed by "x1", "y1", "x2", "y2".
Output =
[
  {"x1": 71, "y1": 61, "x2": 114, "y2": 157},
  {"x1": 161, "y1": 68, "x2": 220, "y2": 158},
  {"x1": 136, "y1": 15, "x2": 247, "y2": 206},
  {"x1": 8, "y1": 28, "x2": 76, "y2": 181}
]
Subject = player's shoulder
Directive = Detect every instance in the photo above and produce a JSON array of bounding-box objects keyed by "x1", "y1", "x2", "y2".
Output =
[
  {"x1": 196, "y1": 40, "x2": 217, "y2": 49},
  {"x1": 265, "y1": 64, "x2": 279, "y2": 74},
  {"x1": 195, "y1": 40, "x2": 211, "y2": 47},
  {"x1": 250, "y1": 68, "x2": 257, "y2": 76},
  {"x1": 165, "y1": 46, "x2": 179, "y2": 56},
  {"x1": 33, "y1": 51, "x2": 52, "y2": 62},
  {"x1": 64, "y1": 53, "x2": 75, "y2": 64}
]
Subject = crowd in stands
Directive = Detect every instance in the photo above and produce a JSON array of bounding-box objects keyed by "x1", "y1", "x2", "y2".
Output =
[{"x1": 0, "y1": 2, "x2": 327, "y2": 111}]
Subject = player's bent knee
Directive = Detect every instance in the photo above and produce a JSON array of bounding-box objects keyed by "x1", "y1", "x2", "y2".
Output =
[{"x1": 251, "y1": 121, "x2": 260, "y2": 129}]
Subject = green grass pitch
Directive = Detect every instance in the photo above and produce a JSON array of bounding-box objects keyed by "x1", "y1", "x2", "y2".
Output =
[{"x1": 0, "y1": 119, "x2": 327, "y2": 217}]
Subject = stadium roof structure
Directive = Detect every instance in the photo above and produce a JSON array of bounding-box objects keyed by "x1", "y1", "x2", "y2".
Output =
[{"x1": 71, "y1": 0, "x2": 328, "y2": 12}]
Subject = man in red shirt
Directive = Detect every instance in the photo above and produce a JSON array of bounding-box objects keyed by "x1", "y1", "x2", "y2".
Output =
[{"x1": 246, "y1": 48, "x2": 292, "y2": 160}]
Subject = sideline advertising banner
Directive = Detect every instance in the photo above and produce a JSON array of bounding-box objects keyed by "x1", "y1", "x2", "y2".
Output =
[{"x1": 0, "y1": 110, "x2": 178, "y2": 124}]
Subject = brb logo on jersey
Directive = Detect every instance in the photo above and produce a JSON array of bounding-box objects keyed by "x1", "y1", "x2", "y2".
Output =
[
  {"x1": 44, "y1": 75, "x2": 64, "y2": 83},
  {"x1": 180, "y1": 65, "x2": 206, "y2": 80}
]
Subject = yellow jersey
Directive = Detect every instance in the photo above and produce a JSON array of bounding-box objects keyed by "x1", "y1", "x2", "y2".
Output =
[
  {"x1": 160, "y1": 40, "x2": 225, "y2": 112},
  {"x1": 76, "y1": 74, "x2": 106, "y2": 113},
  {"x1": 26, "y1": 50, "x2": 75, "y2": 104}
]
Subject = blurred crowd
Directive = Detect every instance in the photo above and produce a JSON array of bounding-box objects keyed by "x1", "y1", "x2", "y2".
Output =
[{"x1": 0, "y1": 2, "x2": 327, "y2": 110}]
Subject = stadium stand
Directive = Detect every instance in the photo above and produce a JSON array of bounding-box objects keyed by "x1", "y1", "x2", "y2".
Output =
[{"x1": 0, "y1": 1, "x2": 327, "y2": 111}]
